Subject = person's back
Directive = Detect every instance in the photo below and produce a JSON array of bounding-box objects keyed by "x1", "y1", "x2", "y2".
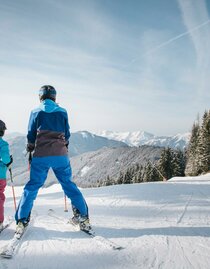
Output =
[
  {"x1": 15, "y1": 85, "x2": 91, "y2": 235},
  {"x1": 27, "y1": 98, "x2": 70, "y2": 157}
]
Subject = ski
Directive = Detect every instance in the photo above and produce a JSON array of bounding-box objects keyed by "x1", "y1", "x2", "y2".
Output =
[
  {"x1": 0, "y1": 219, "x2": 13, "y2": 234},
  {"x1": 0, "y1": 223, "x2": 30, "y2": 259},
  {"x1": 48, "y1": 209, "x2": 124, "y2": 251}
]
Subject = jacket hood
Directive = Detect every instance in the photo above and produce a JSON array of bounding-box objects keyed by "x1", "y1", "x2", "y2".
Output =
[{"x1": 39, "y1": 99, "x2": 60, "y2": 113}]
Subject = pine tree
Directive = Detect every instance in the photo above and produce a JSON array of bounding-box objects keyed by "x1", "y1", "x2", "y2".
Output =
[
  {"x1": 137, "y1": 165, "x2": 144, "y2": 183},
  {"x1": 173, "y1": 149, "x2": 186, "y2": 177},
  {"x1": 185, "y1": 121, "x2": 200, "y2": 176},
  {"x1": 142, "y1": 161, "x2": 156, "y2": 182},
  {"x1": 117, "y1": 172, "x2": 124, "y2": 185},
  {"x1": 123, "y1": 168, "x2": 132, "y2": 184},
  {"x1": 104, "y1": 175, "x2": 112, "y2": 186},
  {"x1": 158, "y1": 148, "x2": 174, "y2": 180},
  {"x1": 133, "y1": 164, "x2": 143, "y2": 183},
  {"x1": 197, "y1": 110, "x2": 210, "y2": 174},
  {"x1": 148, "y1": 162, "x2": 161, "y2": 181}
]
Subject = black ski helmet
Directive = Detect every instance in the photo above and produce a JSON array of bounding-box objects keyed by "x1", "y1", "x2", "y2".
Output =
[
  {"x1": 39, "y1": 85, "x2": 57, "y2": 101},
  {"x1": 0, "y1": 120, "x2": 7, "y2": 131}
]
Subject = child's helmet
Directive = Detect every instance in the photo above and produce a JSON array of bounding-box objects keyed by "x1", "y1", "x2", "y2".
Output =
[
  {"x1": 0, "y1": 120, "x2": 7, "y2": 131},
  {"x1": 39, "y1": 85, "x2": 57, "y2": 101}
]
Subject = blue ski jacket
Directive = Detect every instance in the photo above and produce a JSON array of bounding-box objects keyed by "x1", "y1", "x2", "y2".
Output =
[
  {"x1": 0, "y1": 137, "x2": 11, "y2": 179},
  {"x1": 27, "y1": 99, "x2": 70, "y2": 157}
]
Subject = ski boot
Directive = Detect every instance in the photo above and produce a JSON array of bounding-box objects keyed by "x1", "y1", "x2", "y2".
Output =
[
  {"x1": 71, "y1": 207, "x2": 80, "y2": 225},
  {"x1": 79, "y1": 216, "x2": 92, "y2": 232},
  {"x1": 15, "y1": 220, "x2": 29, "y2": 238},
  {"x1": 0, "y1": 222, "x2": 3, "y2": 231}
]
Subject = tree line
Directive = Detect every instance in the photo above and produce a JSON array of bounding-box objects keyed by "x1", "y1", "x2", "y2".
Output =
[
  {"x1": 99, "y1": 148, "x2": 186, "y2": 187},
  {"x1": 97, "y1": 109, "x2": 210, "y2": 187}
]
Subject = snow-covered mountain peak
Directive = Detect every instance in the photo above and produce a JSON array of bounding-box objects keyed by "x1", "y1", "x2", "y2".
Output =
[
  {"x1": 96, "y1": 130, "x2": 191, "y2": 149},
  {"x1": 77, "y1": 130, "x2": 96, "y2": 139},
  {"x1": 97, "y1": 130, "x2": 154, "y2": 147}
]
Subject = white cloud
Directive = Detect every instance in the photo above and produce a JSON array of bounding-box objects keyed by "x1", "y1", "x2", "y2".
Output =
[{"x1": 177, "y1": 0, "x2": 210, "y2": 95}]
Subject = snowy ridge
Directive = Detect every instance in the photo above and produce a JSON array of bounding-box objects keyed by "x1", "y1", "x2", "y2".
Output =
[
  {"x1": 97, "y1": 130, "x2": 154, "y2": 146},
  {"x1": 1, "y1": 174, "x2": 210, "y2": 268},
  {"x1": 96, "y1": 130, "x2": 191, "y2": 149}
]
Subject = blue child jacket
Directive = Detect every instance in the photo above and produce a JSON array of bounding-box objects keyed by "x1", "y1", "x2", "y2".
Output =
[{"x1": 0, "y1": 137, "x2": 11, "y2": 179}]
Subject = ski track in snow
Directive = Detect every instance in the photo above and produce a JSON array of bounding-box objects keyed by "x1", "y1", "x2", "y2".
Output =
[{"x1": 1, "y1": 175, "x2": 210, "y2": 268}]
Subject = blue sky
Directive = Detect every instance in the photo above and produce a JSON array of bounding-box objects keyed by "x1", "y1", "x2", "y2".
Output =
[{"x1": 0, "y1": 0, "x2": 210, "y2": 136}]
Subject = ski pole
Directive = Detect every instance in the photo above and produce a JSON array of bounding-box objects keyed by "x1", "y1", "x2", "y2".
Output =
[
  {"x1": 64, "y1": 194, "x2": 68, "y2": 212},
  {"x1": 8, "y1": 167, "x2": 17, "y2": 211}
]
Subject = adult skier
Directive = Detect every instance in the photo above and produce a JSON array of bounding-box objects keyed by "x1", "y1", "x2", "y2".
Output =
[
  {"x1": 0, "y1": 120, "x2": 13, "y2": 230},
  {"x1": 15, "y1": 85, "x2": 91, "y2": 234}
]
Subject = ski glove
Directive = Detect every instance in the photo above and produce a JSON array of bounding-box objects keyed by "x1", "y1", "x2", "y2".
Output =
[
  {"x1": 26, "y1": 143, "x2": 35, "y2": 152},
  {"x1": 6, "y1": 155, "x2": 13, "y2": 167},
  {"x1": 65, "y1": 141, "x2": 69, "y2": 149}
]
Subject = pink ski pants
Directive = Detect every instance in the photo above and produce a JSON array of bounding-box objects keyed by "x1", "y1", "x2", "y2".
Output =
[{"x1": 0, "y1": 180, "x2": 6, "y2": 223}]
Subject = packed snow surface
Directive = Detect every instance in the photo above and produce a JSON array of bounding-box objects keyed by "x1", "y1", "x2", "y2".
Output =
[{"x1": 1, "y1": 174, "x2": 210, "y2": 268}]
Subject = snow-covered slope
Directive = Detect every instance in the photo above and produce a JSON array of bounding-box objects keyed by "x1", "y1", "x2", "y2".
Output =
[
  {"x1": 71, "y1": 145, "x2": 162, "y2": 187},
  {"x1": 1, "y1": 174, "x2": 210, "y2": 268},
  {"x1": 97, "y1": 130, "x2": 190, "y2": 149}
]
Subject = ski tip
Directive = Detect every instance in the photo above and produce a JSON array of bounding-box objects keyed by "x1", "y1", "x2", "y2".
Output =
[{"x1": 0, "y1": 252, "x2": 13, "y2": 259}]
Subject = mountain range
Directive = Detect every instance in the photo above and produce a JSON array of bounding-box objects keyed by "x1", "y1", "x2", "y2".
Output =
[
  {"x1": 96, "y1": 130, "x2": 190, "y2": 149},
  {"x1": 5, "y1": 131, "x2": 128, "y2": 186},
  {"x1": 5, "y1": 130, "x2": 189, "y2": 187}
]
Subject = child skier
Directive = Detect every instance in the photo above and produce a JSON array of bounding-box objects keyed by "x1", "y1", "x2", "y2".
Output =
[
  {"x1": 15, "y1": 85, "x2": 91, "y2": 234},
  {"x1": 0, "y1": 120, "x2": 13, "y2": 230}
]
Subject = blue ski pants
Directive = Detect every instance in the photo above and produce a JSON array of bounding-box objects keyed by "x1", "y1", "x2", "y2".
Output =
[{"x1": 15, "y1": 156, "x2": 88, "y2": 222}]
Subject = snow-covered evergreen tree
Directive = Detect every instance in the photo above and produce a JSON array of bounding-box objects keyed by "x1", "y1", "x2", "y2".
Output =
[
  {"x1": 173, "y1": 149, "x2": 186, "y2": 177},
  {"x1": 185, "y1": 121, "x2": 200, "y2": 176},
  {"x1": 142, "y1": 161, "x2": 154, "y2": 182},
  {"x1": 197, "y1": 111, "x2": 210, "y2": 174},
  {"x1": 158, "y1": 148, "x2": 174, "y2": 180},
  {"x1": 134, "y1": 164, "x2": 143, "y2": 183},
  {"x1": 185, "y1": 110, "x2": 210, "y2": 176},
  {"x1": 117, "y1": 172, "x2": 124, "y2": 185},
  {"x1": 123, "y1": 168, "x2": 133, "y2": 184}
]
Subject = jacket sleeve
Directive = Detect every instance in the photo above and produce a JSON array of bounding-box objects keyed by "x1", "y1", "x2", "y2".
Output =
[
  {"x1": 65, "y1": 112, "x2": 71, "y2": 143},
  {"x1": 1, "y1": 142, "x2": 11, "y2": 165},
  {"x1": 27, "y1": 111, "x2": 37, "y2": 145}
]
